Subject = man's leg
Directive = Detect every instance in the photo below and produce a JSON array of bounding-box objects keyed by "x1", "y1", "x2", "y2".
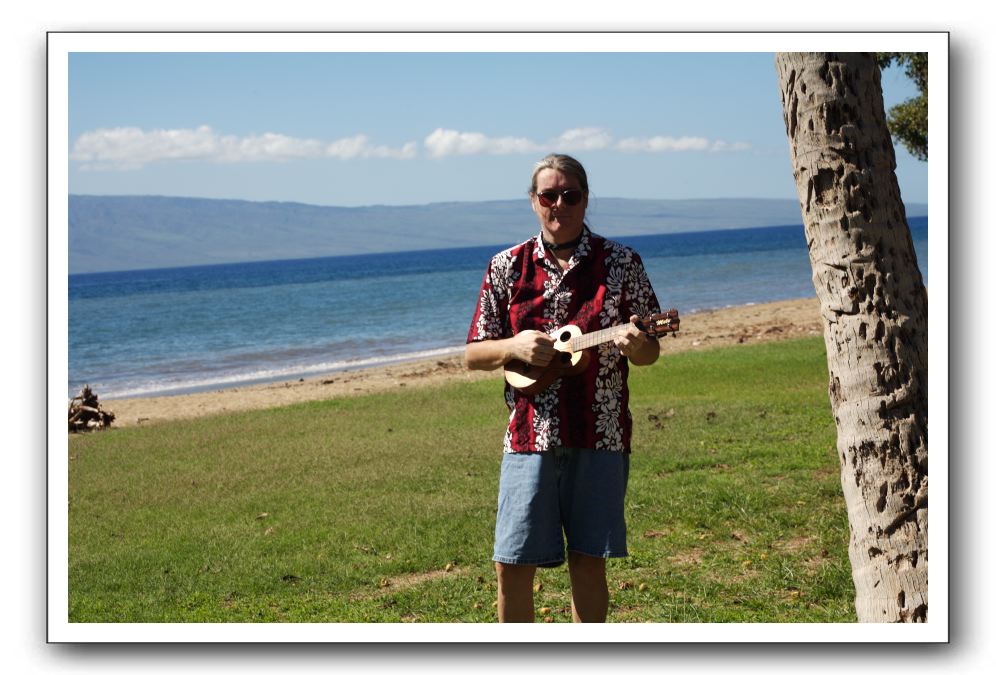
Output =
[
  {"x1": 495, "y1": 562, "x2": 537, "y2": 623},
  {"x1": 567, "y1": 551, "x2": 608, "y2": 622}
]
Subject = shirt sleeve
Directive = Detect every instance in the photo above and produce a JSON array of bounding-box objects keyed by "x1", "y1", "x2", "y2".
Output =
[
  {"x1": 467, "y1": 251, "x2": 515, "y2": 343},
  {"x1": 621, "y1": 251, "x2": 662, "y2": 321}
]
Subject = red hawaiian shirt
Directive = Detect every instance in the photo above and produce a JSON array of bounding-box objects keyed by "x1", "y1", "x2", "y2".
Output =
[{"x1": 467, "y1": 227, "x2": 661, "y2": 453}]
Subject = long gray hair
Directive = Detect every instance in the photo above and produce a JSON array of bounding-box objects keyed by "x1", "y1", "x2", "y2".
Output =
[{"x1": 528, "y1": 153, "x2": 590, "y2": 196}]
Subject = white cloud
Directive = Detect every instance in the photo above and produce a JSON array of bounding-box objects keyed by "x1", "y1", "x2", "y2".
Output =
[
  {"x1": 71, "y1": 126, "x2": 418, "y2": 170},
  {"x1": 616, "y1": 135, "x2": 709, "y2": 152},
  {"x1": 71, "y1": 125, "x2": 752, "y2": 169},
  {"x1": 423, "y1": 128, "x2": 540, "y2": 158},
  {"x1": 424, "y1": 127, "x2": 750, "y2": 158},
  {"x1": 70, "y1": 126, "x2": 218, "y2": 169},
  {"x1": 216, "y1": 131, "x2": 324, "y2": 162},
  {"x1": 550, "y1": 127, "x2": 613, "y2": 152},
  {"x1": 707, "y1": 140, "x2": 753, "y2": 152},
  {"x1": 615, "y1": 135, "x2": 753, "y2": 153},
  {"x1": 425, "y1": 126, "x2": 611, "y2": 158},
  {"x1": 321, "y1": 134, "x2": 417, "y2": 160}
]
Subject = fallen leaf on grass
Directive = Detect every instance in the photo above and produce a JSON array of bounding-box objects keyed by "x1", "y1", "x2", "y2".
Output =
[
  {"x1": 539, "y1": 607, "x2": 551, "y2": 616},
  {"x1": 534, "y1": 582, "x2": 543, "y2": 592},
  {"x1": 648, "y1": 409, "x2": 676, "y2": 429},
  {"x1": 255, "y1": 512, "x2": 269, "y2": 520},
  {"x1": 643, "y1": 530, "x2": 668, "y2": 539},
  {"x1": 263, "y1": 527, "x2": 275, "y2": 536}
]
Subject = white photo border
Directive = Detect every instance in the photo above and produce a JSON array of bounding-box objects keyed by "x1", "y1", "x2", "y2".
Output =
[{"x1": 49, "y1": 31, "x2": 949, "y2": 644}]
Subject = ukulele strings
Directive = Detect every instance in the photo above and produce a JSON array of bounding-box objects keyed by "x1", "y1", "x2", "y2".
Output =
[{"x1": 568, "y1": 324, "x2": 629, "y2": 352}]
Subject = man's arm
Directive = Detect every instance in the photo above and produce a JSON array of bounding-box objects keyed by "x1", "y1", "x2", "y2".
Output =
[
  {"x1": 465, "y1": 331, "x2": 556, "y2": 371},
  {"x1": 613, "y1": 314, "x2": 661, "y2": 366}
]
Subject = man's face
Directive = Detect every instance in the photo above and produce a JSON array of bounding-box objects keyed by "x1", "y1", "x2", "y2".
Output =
[{"x1": 530, "y1": 168, "x2": 588, "y2": 242}]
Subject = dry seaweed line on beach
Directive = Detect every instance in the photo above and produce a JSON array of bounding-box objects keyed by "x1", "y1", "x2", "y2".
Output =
[{"x1": 69, "y1": 385, "x2": 115, "y2": 433}]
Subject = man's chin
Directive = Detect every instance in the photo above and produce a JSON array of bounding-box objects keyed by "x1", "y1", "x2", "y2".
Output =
[{"x1": 550, "y1": 220, "x2": 581, "y2": 234}]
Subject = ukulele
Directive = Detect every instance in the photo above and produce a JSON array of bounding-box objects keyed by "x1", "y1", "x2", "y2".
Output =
[{"x1": 503, "y1": 309, "x2": 680, "y2": 395}]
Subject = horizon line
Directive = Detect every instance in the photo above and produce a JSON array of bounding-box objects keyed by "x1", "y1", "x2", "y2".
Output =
[{"x1": 67, "y1": 193, "x2": 930, "y2": 210}]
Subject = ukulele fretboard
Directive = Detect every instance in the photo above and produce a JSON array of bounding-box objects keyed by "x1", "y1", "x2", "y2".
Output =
[{"x1": 568, "y1": 324, "x2": 630, "y2": 352}]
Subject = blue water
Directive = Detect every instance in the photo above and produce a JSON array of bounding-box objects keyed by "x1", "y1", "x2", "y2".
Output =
[{"x1": 68, "y1": 217, "x2": 928, "y2": 399}]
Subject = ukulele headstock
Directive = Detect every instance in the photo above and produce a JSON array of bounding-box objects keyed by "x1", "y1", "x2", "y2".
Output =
[{"x1": 638, "y1": 309, "x2": 680, "y2": 338}]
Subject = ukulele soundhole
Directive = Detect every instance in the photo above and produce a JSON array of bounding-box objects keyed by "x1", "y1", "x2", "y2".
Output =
[{"x1": 559, "y1": 330, "x2": 571, "y2": 342}]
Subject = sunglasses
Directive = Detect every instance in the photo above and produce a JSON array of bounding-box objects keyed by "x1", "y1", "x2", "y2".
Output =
[{"x1": 536, "y1": 189, "x2": 585, "y2": 207}]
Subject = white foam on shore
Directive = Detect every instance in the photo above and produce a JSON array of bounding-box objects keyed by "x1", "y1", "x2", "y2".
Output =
[{"x1": 96, "y1": 345, "x2": 466, "y2": 400}]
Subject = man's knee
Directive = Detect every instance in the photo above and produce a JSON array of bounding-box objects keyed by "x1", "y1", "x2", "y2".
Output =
[
  {"x1": 568, "y1": 551, "x2": 606, "y2": 570},
  {"x1": 567, "y1": 552, "x2": 606, "y2": 580},
  {"x1": 496, "y1": 562, "x2": 537, "y2": 587}
]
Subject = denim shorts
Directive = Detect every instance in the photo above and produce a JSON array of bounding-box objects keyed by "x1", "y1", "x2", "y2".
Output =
[{"x1": 493, "y1": 447, "x2": 630, "y2": 568}]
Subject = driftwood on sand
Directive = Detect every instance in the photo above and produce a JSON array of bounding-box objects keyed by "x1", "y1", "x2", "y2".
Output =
[{"x1": 69, "y1": 385, "x2": 115, "y2": 432}]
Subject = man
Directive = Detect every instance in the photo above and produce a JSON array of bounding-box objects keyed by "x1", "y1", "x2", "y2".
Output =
[{"x1": 466, "y1": 154, "x2": 662, "y2": 622}]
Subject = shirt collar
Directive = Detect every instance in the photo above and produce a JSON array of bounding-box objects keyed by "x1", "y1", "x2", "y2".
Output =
[{"x1": 533, "y1": 226, "x2": 592, "y2": 269}]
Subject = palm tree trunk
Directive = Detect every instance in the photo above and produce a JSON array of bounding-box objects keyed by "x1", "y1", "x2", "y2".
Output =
[{"x1": 775, "y1": 52, "x2": 928, "y2": 622}]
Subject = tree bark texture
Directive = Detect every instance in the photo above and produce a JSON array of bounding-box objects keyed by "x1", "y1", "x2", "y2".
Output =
[{"x1": 775, "y1": 52, "x2": 928, "y2": 622}]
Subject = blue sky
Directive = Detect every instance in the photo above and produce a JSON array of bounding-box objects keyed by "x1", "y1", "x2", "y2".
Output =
[{"x1": 68, "y1": 51, "x2": 927, "y2": 207}]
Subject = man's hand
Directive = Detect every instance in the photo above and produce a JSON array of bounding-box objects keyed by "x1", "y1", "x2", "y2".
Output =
[
  {"x1": 613, "y1": 315, "x2": 660, "y2": 365},
  {"x1": 508, "y1": 330, "x2": 556, "y2": 367}
]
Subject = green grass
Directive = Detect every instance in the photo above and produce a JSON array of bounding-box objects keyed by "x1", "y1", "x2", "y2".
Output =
[{"x1": 68, "y1": 336, "x2": 855, "y2": 623}]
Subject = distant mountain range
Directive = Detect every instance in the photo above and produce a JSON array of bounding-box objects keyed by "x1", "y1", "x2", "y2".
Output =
[{"x1": 67, "y1": 195, "x2": 928, "y2": 274}]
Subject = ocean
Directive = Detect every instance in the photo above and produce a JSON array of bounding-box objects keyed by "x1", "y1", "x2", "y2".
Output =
[{"x1": 68, "y1": 217, "x2": 928, "y2": 399}]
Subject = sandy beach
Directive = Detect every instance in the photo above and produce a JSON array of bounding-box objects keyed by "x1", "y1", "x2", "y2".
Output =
[{"x1": 101, "y1": 296, "x2": 823, "y2": 428}]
